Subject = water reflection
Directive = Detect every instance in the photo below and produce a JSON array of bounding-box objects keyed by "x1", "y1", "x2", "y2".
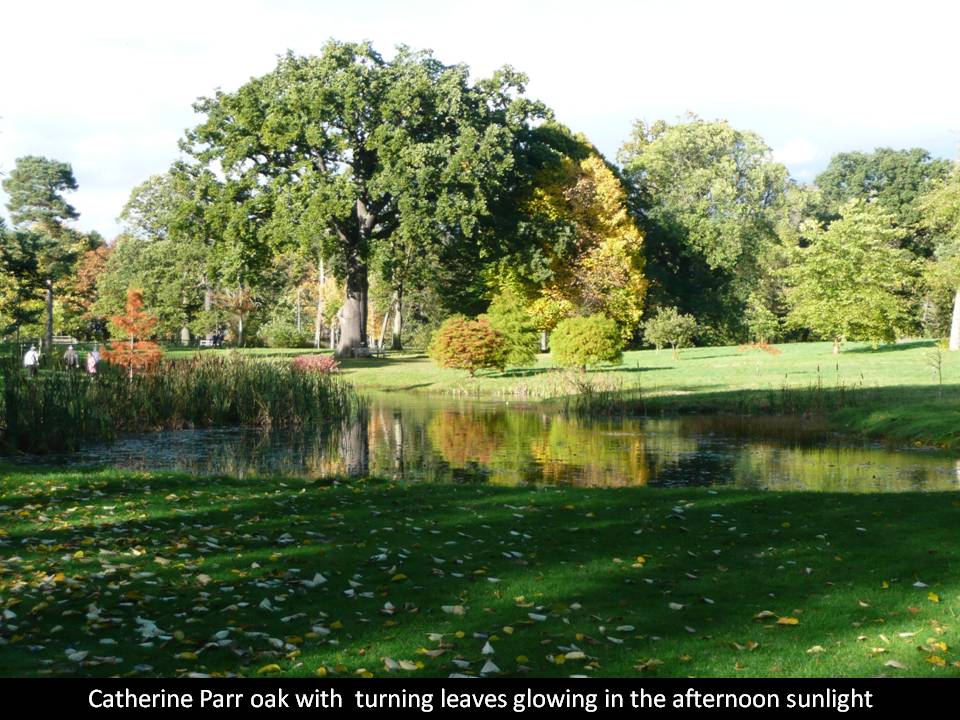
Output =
[{"x1": 20, "y1": 393, "x2": 960, "y2": 492}]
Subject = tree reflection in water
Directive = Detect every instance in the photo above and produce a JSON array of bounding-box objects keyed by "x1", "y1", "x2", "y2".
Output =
[{"x1": 31, "y1": 392, "x2": 960, "y2": 492}]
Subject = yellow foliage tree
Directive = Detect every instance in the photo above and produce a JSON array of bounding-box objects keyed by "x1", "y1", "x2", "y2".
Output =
[{"x1": 510, "y1": 153, "x2": 647, "y2": 341}]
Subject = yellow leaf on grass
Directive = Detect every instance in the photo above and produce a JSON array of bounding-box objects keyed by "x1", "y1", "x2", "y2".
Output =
[
  {"x1": 391, "y1": 573, "x2": 407, "y2": 582},
  {"x1": 257, "y1": 664, "x2": 282, "y2": 674},
  {"x1": 926, "y1": 655, "x2": 946, "y2": 667},
  {"x1": 777, "y1": 616, "x2": 800, "y2": 626},
  {"x1": 176, "y1": 652, "x2": 199, "y2": 661},
  {"x1": 928, "y1": 592, "x2": 940, "y2": 603},
  {"x1": 314, "y1": 666, "x2": 328, "y2": 677}
]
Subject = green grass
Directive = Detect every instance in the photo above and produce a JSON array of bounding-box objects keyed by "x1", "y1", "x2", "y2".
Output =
[
  {"x1": 1, "y1": 467, "x2": 958, "y2": 678},
  {"x1": 156, "y1": 340, "x2": 960, "y2": 447},
  {"x1": 328, "y1": 341, "x2": 960, "y2": 449}
]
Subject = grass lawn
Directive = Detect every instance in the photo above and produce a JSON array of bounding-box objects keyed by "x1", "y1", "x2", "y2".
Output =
[
  {"x1": 1, "y1": 467, "x2": 958, "y2": 678},
  {"x1": 158, "y1": 340, "x2": 960, "y2": 447},
  {"x1": 338, "y1": 340, "x2": 960, "y2": 448}
]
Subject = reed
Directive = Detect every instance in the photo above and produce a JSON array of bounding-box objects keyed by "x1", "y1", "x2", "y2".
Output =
[{"x1": 1, "y1": 354, "x2": 359, "y2": 454}]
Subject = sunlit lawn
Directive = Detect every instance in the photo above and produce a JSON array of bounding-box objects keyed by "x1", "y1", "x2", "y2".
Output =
[
  {"x1": 167, "y1": 340, "x2": 960, "y2": 447},
  {"x1": 1, "y1": 467, "x2": 958, "y2": 678}
]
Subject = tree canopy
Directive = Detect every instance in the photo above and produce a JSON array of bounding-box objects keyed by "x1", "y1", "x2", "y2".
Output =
[
  {"x1": 618, "y1": 115, "x2": 787, "y2": 341},
  {"x1": 181, "y1": 41, "x2": 551, "y2": 356},
  {"x1": 783, "y1": 200, "x2": 920, "y2": 349}
]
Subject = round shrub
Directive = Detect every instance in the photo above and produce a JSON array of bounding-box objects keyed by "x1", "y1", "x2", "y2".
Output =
[
  {"x1": 261, "y1": 321, "x2": 315, "y2": 349},
  {"x1": 428, "y1": 316, "x2": 506, "y2": 376},
  {"x1": 551, "y1": 314, "x2": 623, "y2": 369}
]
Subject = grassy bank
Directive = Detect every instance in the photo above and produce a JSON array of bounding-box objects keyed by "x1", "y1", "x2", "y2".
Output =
[
  {"x1": 331, "y1": 341, "x2": 960, "y2": 448},
  {"x1": 153, "y1": 341, "x2": 960, "y2": 448},
  {"x1": 0, "y1": 467, "x2": 957, "y2": 678}
]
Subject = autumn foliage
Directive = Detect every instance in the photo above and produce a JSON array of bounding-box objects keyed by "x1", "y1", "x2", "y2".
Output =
[
  {"x1": 429, "y1": 316, "x2": 506, "y2": 376},
  {"x1": 103, "y1": 288, "x2": 162, "y2": 378},
  {"x1": 291, "y1": 354, "x2": 340, "y2": 374}
]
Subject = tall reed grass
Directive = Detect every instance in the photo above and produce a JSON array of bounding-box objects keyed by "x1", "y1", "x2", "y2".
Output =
[{"x1": 1, "y1": 354, "x2": 359, "y2": 454}]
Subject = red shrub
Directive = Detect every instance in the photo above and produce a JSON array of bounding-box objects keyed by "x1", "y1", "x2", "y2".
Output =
[{"x1": 291, "y1": 354, "x2": 340, "y2": 373}]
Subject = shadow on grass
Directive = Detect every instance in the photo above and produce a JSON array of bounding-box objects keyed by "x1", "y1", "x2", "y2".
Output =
[
  {"x1": 844, "y1": 340, "x2": 937, "y2": 354},
  {"x1": 1, "y1": 470, "x2": 958, "y2": 677}
]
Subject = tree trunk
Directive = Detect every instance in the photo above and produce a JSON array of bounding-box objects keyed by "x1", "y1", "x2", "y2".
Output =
[
  {"x1": 832, "y1": 336, "x2": 840, "y2": 354},
  {"x1": 45, "y1": 278, "x2": 54, "y2": 351},
  {"x1": 391, "y1": 284, "x2": 403, "y2": 351},
  {"x1": 314, "y1": 258, "x2": 326, "y2": 349},
  {"x1": 336, "y1": 260, "x2": 368, "y2": 357},
  {"x1": 296, "y1": 286, "x2": 302, "y2": 332},
  {"x1": 377, "y1": 294, "x2": 393, "y2": 351},
  {"x1": 949, "y1": 289, "x2": 960, "y2": 351},
  {"x1": 539, "y1": 331, "x2": 548, "y2": 353}
]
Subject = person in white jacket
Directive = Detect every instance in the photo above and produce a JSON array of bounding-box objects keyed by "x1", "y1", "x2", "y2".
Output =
[{"x1": 23, "y1": 345, "x2": 40, "y2": 376}]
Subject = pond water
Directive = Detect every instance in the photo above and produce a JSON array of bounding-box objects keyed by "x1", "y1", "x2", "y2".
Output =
[{"x1": 16, "y1": 392, "x2": 960, "y2": 492}]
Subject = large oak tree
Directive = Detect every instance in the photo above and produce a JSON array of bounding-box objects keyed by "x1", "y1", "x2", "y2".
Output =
[{"x1": 181, "y1": 41, "x2": 549, "y2": 356}]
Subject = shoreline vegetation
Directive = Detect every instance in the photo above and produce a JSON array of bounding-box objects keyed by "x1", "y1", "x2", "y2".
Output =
[
  {"x1": 0, "y1": 355, "x2": 358, "y2": 454},
  {"x1": 2, "y1": 338, "x2": 957, "y2": 455},
  {"x1": 0, "y1": 469, "x2": 957, "y2": 678},
  {"x1": 327, "y1": 340, "x2": 960, "y2": 451}
]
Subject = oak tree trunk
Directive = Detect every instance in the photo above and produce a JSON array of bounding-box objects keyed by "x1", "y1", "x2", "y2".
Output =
[{"x1": 336, "y1": 260, "x2": 368, "y2": 357}]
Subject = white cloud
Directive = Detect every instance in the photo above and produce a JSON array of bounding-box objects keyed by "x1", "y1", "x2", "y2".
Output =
[{"x1": 774, "y1": 138, "x2": 818, "y2": 166}]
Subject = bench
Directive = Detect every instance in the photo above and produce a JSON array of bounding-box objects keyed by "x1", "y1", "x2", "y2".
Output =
[
  {"x1": 199, "y1": 339, "x2": 215, "y2": 347},
  {"x1": 348, "y1": 342, "x2": 385, "y2": 359},
  {"x1": 52, "y1": 336, "x2": 79, "y2": 345}
]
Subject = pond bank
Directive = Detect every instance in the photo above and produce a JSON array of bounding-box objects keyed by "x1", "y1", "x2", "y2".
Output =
[{"x1": 332, "y1": 342, "x2": 960, "y2": 451}]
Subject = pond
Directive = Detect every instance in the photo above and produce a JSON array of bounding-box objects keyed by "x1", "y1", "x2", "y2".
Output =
[{"x1": 14, "y1": 392, "x2": 960, "y2": 492}]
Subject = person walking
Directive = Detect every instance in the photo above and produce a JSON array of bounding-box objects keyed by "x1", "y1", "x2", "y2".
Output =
[
  {"x1": 63, "y1": 344, "x2": 80, "y2": 369},
  {"x1": 23, "y1": 344, "x2": 40, "y2": 376},
  {"x1": 86, "y1": 344, "x2": 100, "y2": 375}
]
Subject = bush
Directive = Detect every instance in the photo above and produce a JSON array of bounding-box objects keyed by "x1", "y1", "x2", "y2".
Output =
[
  {"x1": 483, "y1": 289, "x2": 539, "y2": 368},
  {"x1": 642, "y1": 306, "x2": 698, "y2": 358},
  {"x1": 428, "y1": 316, "x2": 506, "y2": 376},
  {"x1": 292, "y1": 354, "x2": 340, "y2": 373},
  {"x1": 260, "y1": 320, "x2": 315, "y2": 349},
  {"x1": 551, "y1": 314, "x2": 623, "y2": 369}
]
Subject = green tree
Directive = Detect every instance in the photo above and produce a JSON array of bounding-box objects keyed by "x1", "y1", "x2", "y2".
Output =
[
  {"x1": 783, "y1": 200, "x2": 920, "y2": 352},
  {"x1": 919, "y1": 165, "x2": 960, "y2": 349},
  {"x1": 551, "y1": 314, "x2": 623, "y2": 369},
  {"x1": 0, "y1": 222, "x2": 44, "y2": 337},
  {"x1": 182, "y1": 41, "x2": 549, "y2": 357},
  {"x1": 815, "y1": 148, "x2": 951, "y2": 256},
  {"x1": 482, "y1": 288, "x2": 539, "y2": 368},
  {"x1": 618, "y1": 115, "x2": 788, "y2": 341},
  {"x1": 2, "y1": 156, "x2": 81, "y2": 348},
  {"x1": 642, "y1": 306, "x2": 698, "y2": 358}
]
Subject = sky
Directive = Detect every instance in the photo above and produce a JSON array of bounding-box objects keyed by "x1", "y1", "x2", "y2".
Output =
[{"x1": 1, "y1": 0, "x2": 958, "y2": 238}]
